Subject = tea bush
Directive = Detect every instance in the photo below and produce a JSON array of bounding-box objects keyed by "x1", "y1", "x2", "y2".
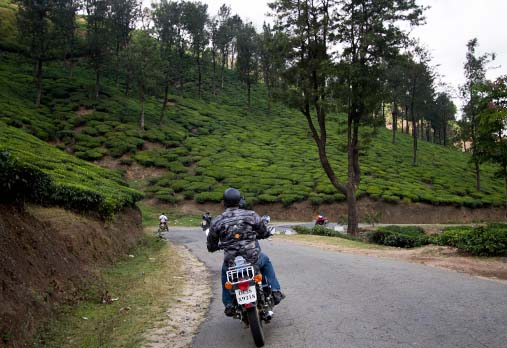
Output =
[
  {"x1": 367, "y1": 226, "x2": 430, "y2": 248},
  {"x1": 0, "y1": 124, "x2": 143, "y2": 216},
  {"x1": 0, "y1": 49, "x2": 505, "y2": 208},
  {"x1": 437, "y1": 225, "x2": 507, "y2": 256}
]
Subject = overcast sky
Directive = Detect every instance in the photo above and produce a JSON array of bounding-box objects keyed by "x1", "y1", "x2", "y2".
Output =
[{"x1": 147, "y1": 0, "x2": 506, "y2": 111}]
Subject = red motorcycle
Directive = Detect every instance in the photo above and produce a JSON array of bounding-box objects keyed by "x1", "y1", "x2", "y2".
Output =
[{"x1": 315, "y1": 214, "x2": 328, "y2": 227}]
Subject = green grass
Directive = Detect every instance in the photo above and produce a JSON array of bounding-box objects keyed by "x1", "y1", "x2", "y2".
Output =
[
  {"x1": 137, "y1": 201, "x2": 202, "y2": 227},
  {"x1": 33, "y1": 234, "x2": 183, "y2": 348},
  {"x1": 279, "y1": 234, "x2": 389, "y2": 250}
]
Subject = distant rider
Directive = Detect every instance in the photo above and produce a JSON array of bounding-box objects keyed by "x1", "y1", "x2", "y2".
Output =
[
  {"x1": 207, "y1": 188, "x2": 285, "y2": 317},
  {"x1": 159, "y1": 213, "x2": 168, "y2": 228}
]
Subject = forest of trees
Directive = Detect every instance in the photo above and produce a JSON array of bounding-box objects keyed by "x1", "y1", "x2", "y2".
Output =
[{"x1": 10, "y1": 0, "x2": 507, "y2": 232}]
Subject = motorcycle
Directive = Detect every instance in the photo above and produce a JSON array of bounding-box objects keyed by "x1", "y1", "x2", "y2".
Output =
[
  {"x1": 201, "y1": 219, "x2": 210, "y2": 236},
  {"x1": 224, "y1": 255, "x2": 275, "y2": 347},
  {"x1": 158, "y1": 221, "x2": 169, "y2": 235},
  {"x1": 315, "y1": 214, "x2": 328, "y2": 226}
]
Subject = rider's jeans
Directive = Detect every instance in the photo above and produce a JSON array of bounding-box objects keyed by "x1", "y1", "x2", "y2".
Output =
[{"x1": 222, "y1": 252, "x2": 281, "y2": 306}]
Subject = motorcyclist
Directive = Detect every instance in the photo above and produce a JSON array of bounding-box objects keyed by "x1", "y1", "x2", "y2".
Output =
[
  {"x1": 202, "y1": 212, "x2": 212, "y2": 226},
  {"x1": 207, "y1": 188, "x2": 285, "y2": 317},
  {"x1": 159, "y1": 213, "x2": 168, "y2": 226}
]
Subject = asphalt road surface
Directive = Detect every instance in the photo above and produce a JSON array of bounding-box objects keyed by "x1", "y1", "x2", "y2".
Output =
[{"x1": 165, "y1": 228, "x2": 507, "y2": 348}]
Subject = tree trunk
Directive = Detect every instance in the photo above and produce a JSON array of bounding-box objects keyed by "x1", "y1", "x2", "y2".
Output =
[
  {"x1": 140, "y1": 86, "x2": 145, "y2": 130},
  {"x1": 160, "y1": 79, "x2": 169, "y2": 125},
  {"x1": 220, "y1": 50, "x2": 227, "y2": 89},
  {"x1": 347, "y1": 113, "x2": 360, "y2": 236},
  {"x1": 405, "y1": 105, "x2": 409, "y2": 133},
  {"x1": 392, "y1": 102, "x2": 397, "y2": 144},
  {"x1": 212, "y1": 49, "x2": 217, "y2": 96},
  {"x1": 443, "y1": 114, "x2": 448, "y2": 146},
  {"x1": 247, "y1": 79, "x2": 251, "y2": 108},
  {"x1": 504, "y1": 169, "x2": 507, "y2": 217},
  {"x1": 95, "y1": 69, "x2": 100, "y2": 100},
  {"x1": 346, "y1": 185, "x2": 359, "y2": 235},
  {"x1": 411, "y1": 101, "x2": 417, "y2": 166},
  {"x1": 35, "y1": 58, "x2": 43, "y2": 107},
  {"x1": 197, "y1": 53, "x2": 202, "y2": 98},
  {"x1": 475, "y1": 159, "x2": 481, "y2": 191}
]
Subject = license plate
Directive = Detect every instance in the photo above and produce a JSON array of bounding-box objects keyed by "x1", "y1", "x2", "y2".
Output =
[{"x1": 235, "y1": 286, "x2": 257, "y2": 305}]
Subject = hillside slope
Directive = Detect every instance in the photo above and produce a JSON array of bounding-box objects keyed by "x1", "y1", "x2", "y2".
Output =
[{"x1": 0, "y1": 49, "x2": 504, "y2": 209}]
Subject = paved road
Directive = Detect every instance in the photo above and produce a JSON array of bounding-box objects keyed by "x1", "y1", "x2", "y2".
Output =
[{"x1": 165, "y1": 228, "x2": 507, "y2": 348}]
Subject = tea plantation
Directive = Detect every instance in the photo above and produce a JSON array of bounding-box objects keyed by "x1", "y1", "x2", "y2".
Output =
[
  {"x1": 0, "y1": 123, "x2": 143, "y2": 216},
  {"x1": 0, "y1": 49, "x2": 504, "y2": 208}
]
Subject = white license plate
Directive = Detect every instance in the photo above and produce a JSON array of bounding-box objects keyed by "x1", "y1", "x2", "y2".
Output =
[{"x1": 235, "y1": 285, "x2": 257, "y2": 305}]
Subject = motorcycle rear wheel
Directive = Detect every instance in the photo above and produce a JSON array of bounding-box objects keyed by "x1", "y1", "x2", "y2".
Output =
[{"x1": 246, "y1": 307, "x2": 265, "y2": 347}]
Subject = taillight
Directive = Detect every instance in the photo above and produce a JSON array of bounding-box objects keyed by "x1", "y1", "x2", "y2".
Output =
[{"x1": 238, "y1": 280, "x2": 250, "y2": 291}]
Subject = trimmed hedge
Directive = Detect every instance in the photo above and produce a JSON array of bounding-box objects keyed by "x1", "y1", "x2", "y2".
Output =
[
  {"x1": 292, "y1": 225, "x2": 360, "y2": 241},
  {"x1": 367, "y1": 226, "x2": 430, "y2": 248},
  {"x1": 437, "y1": 224, "x2": 507, "y2": 256},
  {"x1": 0, "y1": 124, "x2": 143, "y2": 216}
]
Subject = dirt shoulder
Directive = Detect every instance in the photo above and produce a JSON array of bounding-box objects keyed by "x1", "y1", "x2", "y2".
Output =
[
  {"x1": 0, "y1": 204, "x2": 143, "y2": 348},
  {"x1": 277, "y1": 235, "x2": 507, "y2": 283},
  {"x1": 142, "y1": 243, "x2": 211, "y2": 348}
]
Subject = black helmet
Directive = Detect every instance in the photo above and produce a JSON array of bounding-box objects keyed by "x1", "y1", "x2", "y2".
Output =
[{"x1": 223, "y1": 188, "x2": 241, "y2": 208}]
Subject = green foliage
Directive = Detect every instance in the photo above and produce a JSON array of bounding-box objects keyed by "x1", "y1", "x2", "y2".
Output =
[
  {"x1": 0, "y1": 124, "x2": 143, "y2": 216},
  {"x1": 367, "y1": 226, "x2": 430, "y2": 248},
  {"x1": 437, "y1": 224, "x2": 507, "y2": 256},
  {"x1": 292, "y1": 225, "x2": 360, "y2": 241},
  {"x1": 0, "y1": 39, "x2": 505, "y2": 207}
]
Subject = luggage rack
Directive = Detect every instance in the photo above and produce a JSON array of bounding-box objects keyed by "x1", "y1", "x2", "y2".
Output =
[{"x1": 226, "y1": 264, "x2": 255, "y2": 284}]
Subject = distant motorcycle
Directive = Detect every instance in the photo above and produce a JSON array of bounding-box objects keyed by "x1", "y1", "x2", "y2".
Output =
[
  {"x1": 224, "y1": 255, "x2": 275, "y2": 347},
  {"x1": 315, "y1": 215, "x2": 328, "y2": 227},
  {"x1": 158, "y1": 221, "x2": 169, "y2": 235}
]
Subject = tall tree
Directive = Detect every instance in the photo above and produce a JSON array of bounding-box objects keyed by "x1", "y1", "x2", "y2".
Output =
[
  {"x1": 110, "y1": 0, "x2": 140, "y2": 85},
  {"x1": 16, "y1": 0, "x2": 56, "y2": 106},
  {"x1": 85, "y1": 0, "x2": 111, "y2": 99},
  {"x1": 270, "y1": 0, "x2": 424, "y2": 235},
  {"x1": 152, "y1": 0, "x2": 183, "y2": 122},
  {"x1": 335, "y1": 0, "x2": 424, "y2": 232},
  {"x1": 182, "y1": 1, "x2": 208, "y2": 98},
  {"x1": 52, "y1": 0, "x2": 81, "y2": 77},
  {"x1": 124, "y1": 29, "x2": 160, "y2": 130},
  {"x1": 236, "y1": 22, "x2": 258, "y2": 108},
  {"x1": 476, "y1": 76, "x2": 507, "y2": 215},
  {"x1": 215, "y1": 4, "x2": 233, "y2": 90},
  {"x1": 461, "y1": 38, "x2": 495, "y2": 191},
  {"x1": 259, "y1": 23, "x2": 288, "y2": 112}
]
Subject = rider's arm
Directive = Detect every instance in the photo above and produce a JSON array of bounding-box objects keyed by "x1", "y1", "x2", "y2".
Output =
[
  {"x1": 207, "y1": 222, "x2": 220, "y2": 252},
  {"x1": 254, "y1": 214, "x2": 271, "y2": 240}
]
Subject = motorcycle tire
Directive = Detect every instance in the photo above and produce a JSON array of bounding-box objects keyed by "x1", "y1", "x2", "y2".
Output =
[{"x1": 246, "y1": 307, "x2": 265, "y2": 347}]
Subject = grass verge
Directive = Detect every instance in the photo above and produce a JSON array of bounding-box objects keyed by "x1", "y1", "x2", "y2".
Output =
[
  {"x1": 33, "y1": 230, "x2": 183, "y2": 348},
  {"x1": 278, "y1": 234, "x2": 390, "y2": 250},
  {"x1": 137, "y1": 200, "x2": 202, "y2": 227}
]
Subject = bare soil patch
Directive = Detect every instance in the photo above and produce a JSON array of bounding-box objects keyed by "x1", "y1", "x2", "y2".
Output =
[
  {"x1": 0, "y1": 204, "x2": 143, "y2": 347},
  {"x1": 125, "y1": 162, "x2": 166, "y2": 181},
  {"x1": 143, "y1": 141, "x2": 165, "y2": 151},
  {"x1": 142, "y1": 244, "x2": 211, "y2": 348},
  {"x1": 176, "y1": 198, "x2": 507, "y2": 224},
  {"x1": 278, "y1": 235, "x2": 507, "y2": 282},
  {"x1": 75, "y1": 106, "x2": 94, "y2": 116}
]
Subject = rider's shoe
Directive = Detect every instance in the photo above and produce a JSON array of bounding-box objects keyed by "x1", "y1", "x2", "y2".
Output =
[
  {"x1": 224, "y1": 304, "x2": 235, "y2": 317},
  {"x1": 272, "y1": 291, "x2": 286, "y2": 305}
]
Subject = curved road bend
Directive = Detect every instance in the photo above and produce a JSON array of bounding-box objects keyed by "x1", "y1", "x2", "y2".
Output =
[{"x1": 165, "y1": 228, "x2": 507, "y2": 348}]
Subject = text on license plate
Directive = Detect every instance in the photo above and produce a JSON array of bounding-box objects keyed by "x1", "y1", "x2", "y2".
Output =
[{"x1": 235, "y1": 285, "x2": 257, "y2": 305}]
